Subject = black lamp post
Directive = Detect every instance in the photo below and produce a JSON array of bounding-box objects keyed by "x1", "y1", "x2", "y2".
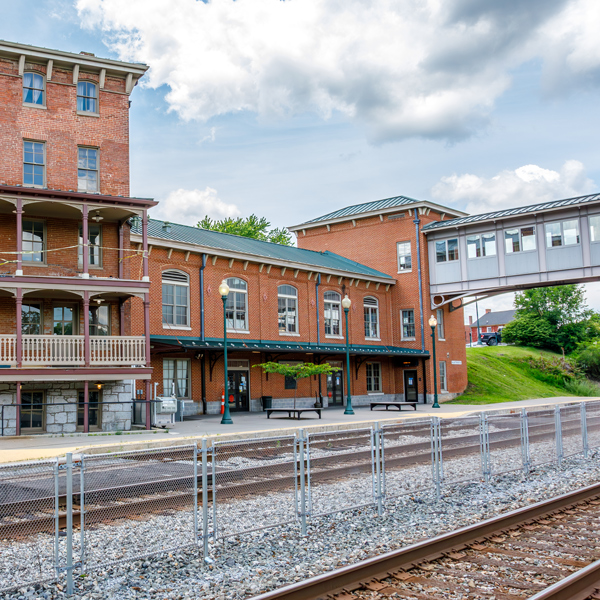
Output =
[
  {"x1": 342, "y1": 294, "x2": 354, "y2": 415},
  {"x1": 219, "y1": 280, "x2": 233, "y2": 425},
  {"x1": 429, "y1": 314, "x2": 440, "y2": 409}
]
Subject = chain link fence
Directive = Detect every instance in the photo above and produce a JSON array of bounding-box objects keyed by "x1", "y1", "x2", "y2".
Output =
[{"x1": 0, "y1": 400, "x2": 597, "y2": 593}]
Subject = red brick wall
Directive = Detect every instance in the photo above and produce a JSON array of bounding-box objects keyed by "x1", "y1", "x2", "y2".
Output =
[
  {"x1": 0, "y1": 57, "x2": 130, "y2": 196},
  {"x1": 296, "y1": 210, "x2": 468, "y2": 397},
  {"x1": 131, "y1": 245, "x2": 408, "y2": 407}
]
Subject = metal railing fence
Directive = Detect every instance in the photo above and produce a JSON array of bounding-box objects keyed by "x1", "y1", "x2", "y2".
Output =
[{"x1": 0, "y1": 399, "x2": 598, "y2": 594}]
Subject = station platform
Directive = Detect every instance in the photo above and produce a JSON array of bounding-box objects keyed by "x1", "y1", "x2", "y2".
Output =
[{"x1": 0, "y1": 396, "x2": 596, "y2": 464}]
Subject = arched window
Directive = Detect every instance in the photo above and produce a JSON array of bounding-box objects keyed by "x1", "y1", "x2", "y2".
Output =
[
  {"x1": 23, "y1": 72, "x2": 44, "y2": 106},
  {"x1": 162, "y1": 270, "x2": 189, "y2": 327},
  {"x1": 364, "y1": 296, "x2": 379, "y2": 339},
  {"x1": 324, "y1": 291, "x2": 341, "y2": 336},
  {"x1": 226, "y1": 277, "x2": 248, "y2": 331},
  {"x1": 77, "y1": 81, "x2": 98, "y2": 113},
  {"x1": 278, "y1": 285, "x2": 298, "y2": 334}
]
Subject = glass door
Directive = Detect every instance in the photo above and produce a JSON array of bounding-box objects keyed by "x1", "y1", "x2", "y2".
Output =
[
  {"x1": 53, "y1": 305, "x2": 76, "y2": 335},
  {"x1": 404, "y1": 370, "x2": 418, "y2": 402},
  {"x1": 78, "y1": 390, "x2": 102, "y2": 431},
  {"x1": 227, "y1": 371, "x2": 250, "y2": 411},
  {"x1": 20, "y1": 391, "x2": 44, "y2": 432},
  {"x1": 53, "y1": 304, "x2": 78, "y2": 363},
  {"x1": 326, "y1": 361, "x2": 344, "y2": 406}
]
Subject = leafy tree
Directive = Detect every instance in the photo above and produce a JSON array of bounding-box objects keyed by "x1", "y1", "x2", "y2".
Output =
[
  {"x1": 254, "y1": 362, "x2": 340, "y2": 409},
  {"x1": 198, "y1": 214, "x2": 293, "y2": 246},
  {"x1": 504, "y1": 285, "x2": 596, "y2": 353}
]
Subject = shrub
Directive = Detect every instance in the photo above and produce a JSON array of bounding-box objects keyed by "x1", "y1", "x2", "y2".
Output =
[
  {"x1": 575, "y1": 344, "x2": 600, "y2": 380},
  {"x1": 502, "y1": 315, "x2": 554, "y2": 349},
  {"x1": 563, "y1": 378, "x2": 600, "y2": 397}
]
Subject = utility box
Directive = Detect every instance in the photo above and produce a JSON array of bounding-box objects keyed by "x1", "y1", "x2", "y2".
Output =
[{"x1": 154, "y1": 395, "x2": 177, "y2": 426}]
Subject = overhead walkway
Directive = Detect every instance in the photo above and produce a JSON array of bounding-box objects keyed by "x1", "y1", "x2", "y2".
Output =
[{"x1": 423, "y1": 193, "x2": 600, "y2": 308}]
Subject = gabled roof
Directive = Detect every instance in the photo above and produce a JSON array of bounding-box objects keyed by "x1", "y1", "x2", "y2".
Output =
[
  {"x1": 472, "y1": 310, "x2": 516, "y2": 328},
  {"x1": 289, "y1": 194, "x2": 466, "y2": 230},
  {"x1": 422, "y1": 192, "x2": 600, "y2": 232},
  {"x1": 131, "y1": 219, "x2": 394, "y2": 281}
]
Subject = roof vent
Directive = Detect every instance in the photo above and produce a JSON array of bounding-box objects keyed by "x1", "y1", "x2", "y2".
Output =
[{"x1": 162, "y1": 221, "x2": 171, "y2": 233}]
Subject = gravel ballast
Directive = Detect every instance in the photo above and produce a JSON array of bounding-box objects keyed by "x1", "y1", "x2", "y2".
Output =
[{"x1": 1, "y1": 450, "x2": 600, "y2": 600}]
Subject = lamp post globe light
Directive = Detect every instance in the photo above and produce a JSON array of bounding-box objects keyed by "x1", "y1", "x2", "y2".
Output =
[
  {"x1": 428, "y1": 315, "x2": 440, "y2": 409},
  {"x1": 219, "y1": 280, "x2": 233, "y2": 425},
  {"x1": 341, "y1": 294, "x2": 354, "y2": 415}
]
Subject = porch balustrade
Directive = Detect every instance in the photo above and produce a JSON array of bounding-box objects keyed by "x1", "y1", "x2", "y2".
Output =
[{"x1": 0, "y1": 335, "x2": 146, "y2": 367}]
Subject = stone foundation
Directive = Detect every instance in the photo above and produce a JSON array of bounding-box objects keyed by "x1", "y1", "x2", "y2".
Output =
[{"x1": 0, "y1": 381, "x2": 132, "y2": 436}]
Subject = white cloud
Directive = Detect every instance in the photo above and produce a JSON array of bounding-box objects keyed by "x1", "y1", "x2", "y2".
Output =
[
  {"x1": 151, "y1": 187, "x2": 240, "y2": 224},
  {"x1": 431, "y1": 160, "x2": 596, "y2": 214},
  {"x1": 76, "y1": 0, "x2": 600, "y2": 143}
]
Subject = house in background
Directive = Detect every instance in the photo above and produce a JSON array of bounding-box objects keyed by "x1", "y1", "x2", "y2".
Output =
[{"x1": 468, "y1": 309, "x2": 516, "y2": 343}]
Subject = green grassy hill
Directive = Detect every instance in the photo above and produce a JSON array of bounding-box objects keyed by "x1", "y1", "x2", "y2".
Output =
[{"x1": 447, "y1": 345, "x2": 599, "y2": 405}]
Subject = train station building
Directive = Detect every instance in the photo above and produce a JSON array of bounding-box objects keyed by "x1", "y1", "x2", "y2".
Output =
[{"x1": 3, "y1": 39, "x2": 600, "y2": 432}]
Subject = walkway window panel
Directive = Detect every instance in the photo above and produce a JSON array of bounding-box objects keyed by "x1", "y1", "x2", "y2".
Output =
[
  {"x1": 590, "y1": 215, "x2": 600, "y2": 242},
  {"x1": 505, "y1": 226, "x2": 536, "y2": 253},
  {"x1": 545, "y1": 220, "x2": 580, "y2": 248},
  {"x1": 435, "y1": 238, "x2": 459, "y2": 263},
  {"x1": 226, "y1": 277, "x2": 248, "y2": 331},
  {"x1": 324, "y1": 291, "x2": 341, "y2": 336},
  {"x1": 467, "y1": 233, "x2": 496, "y2": 258},
  {"x1": 278, "y1": 285, "x2": 298, "y2": 334}
]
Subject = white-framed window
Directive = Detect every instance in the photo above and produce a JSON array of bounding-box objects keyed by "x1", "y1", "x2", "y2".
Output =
[
  {"x1": 545, "y1": 220, "x2": 580, "y2": 248},
  {"x1": 22, "y1": 303, "x2": 42, "y2": 335},
  {"x1": 226, "y1": 277, "x2": 248, "y2": 331},
  {"x1": 366, "y1": 362, "x2": 382, "y2": 392},
  {"x1": 78, "y1": 147, "x2": 99, "y2": 192},
  {"x1": 436, "y1": 308, "x2": 445, "y2": 340},
  {"x1": 364, "y1": 296, "x2": 379, "y2": 339},
  {"x1": 401, "y1": 309, "x2": 415, "y2": 340},
  {"x1": 590, "y1": 216, "x2": 600, "y2": 242},
  {"x1": 439, "y1": 361, "x2": 447, "y2": 392},
  {"x1": 162, "y1": 270, "x2": 190, "y2": 327},
  {"x1": 397, "y1": 241, "x2": 412, "y2": 272},
  {"x1": 163, "y1": 359, "x2": 190, "y2": 398},
  {"x1": 505, "y1": 226, "x2": 536, "y2": 253},
  {"x1": 324, "y1": 291, "x2": 341, "y2": 336},
  {"x1": 23, "y1": 141, "x2": 45, "y2": 187},
  {"x1": 435, "y1": 238, "x2": 459, "y2": 263},
  {"x1": 78, "y1": 223, "x2": 102, "y2": 268},
  {"x1": 22, "y1": 219, "x2": 45, "y2": 263},
  {"x1": 278, "y1": 285, "x2": 298, "y2": 334},
  {"x1": 467, "y1": 233, "x2": 496, "y2": 258},
  {"x1": 77, "y1": 81, "x2": 98, "y2": 113},
  {"x1": 23, "y1": 72, "x2": 45, "y2": 106}
]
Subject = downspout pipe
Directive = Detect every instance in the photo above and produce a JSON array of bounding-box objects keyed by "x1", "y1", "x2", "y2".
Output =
[
  {"x1": 414, "y1": 214, "x2": 425, "y2": 352},
  {"x1": 200, "y1": 253, "x2": 207, "y2": 414},
  {"x1": 315, "y1": 274, "x2": 322, "y2": 401}
]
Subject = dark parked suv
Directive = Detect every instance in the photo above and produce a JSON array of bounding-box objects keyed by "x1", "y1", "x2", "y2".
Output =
[{"x1": 480, "y1": 331, "x2": 502, "y2": 346}]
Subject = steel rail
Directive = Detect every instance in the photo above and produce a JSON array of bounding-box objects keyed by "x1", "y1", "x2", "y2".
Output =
[
  {"x1": 248, "y1": 482, "x2": 600, "y2": 600},
  {"x1": 528, "y1": 559, "x2": 600, "y2": 600}
]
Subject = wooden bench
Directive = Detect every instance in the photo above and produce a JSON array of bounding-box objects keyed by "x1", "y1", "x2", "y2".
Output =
[
  {"x1": 370, "y1": 401, "x2": 418, "y2": 411},
  {"x1": 266, "y1": 408, "x2": 322, "y2": 420}
]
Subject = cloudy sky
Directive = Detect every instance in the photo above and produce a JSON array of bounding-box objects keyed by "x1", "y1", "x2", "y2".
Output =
[{"x1": 3, "y1": 0, "x2": 600, "y2": 320}]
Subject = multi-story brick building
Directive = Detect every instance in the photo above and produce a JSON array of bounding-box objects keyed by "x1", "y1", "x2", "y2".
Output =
[
  {"x1": 0, "y1": 39, "x2": 473, "y2": 433},
  {"x1": 0, "y1": 40, "x2": 155, "y2": 435}
]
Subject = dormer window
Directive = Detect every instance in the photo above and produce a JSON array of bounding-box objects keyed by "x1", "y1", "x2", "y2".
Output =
[
  {"x1": 23, "y1": 72, "x2": 44, "y2": 106},
  {"x1": 77, "y1": 81, "x2": 98, "y2": 113}
]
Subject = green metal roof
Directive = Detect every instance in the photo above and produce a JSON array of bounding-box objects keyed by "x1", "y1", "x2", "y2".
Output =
[
  {"x1": 152, "y1": 336, "x2": 428, "y2": 357},
  {"x1": 132, "y1": 219, "x2": 393, "y2": 280},
  {"x1": 422, "y1": 192, "x2": 600, "y2": 232},
  {"x1": 298, "y1": 195, "x2": 421, "y2": 225}
]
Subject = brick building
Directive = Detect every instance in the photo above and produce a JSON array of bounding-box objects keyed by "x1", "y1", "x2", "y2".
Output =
[
  {"x1": 0, "y1": 39, "x2": 473, "y2": 434},
  {"x1": 0, "y1": 40, "x2": 155, "y2": 435}
]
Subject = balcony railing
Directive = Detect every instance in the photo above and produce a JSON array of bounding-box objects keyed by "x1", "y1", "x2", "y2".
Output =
[{"x1": 0, "y1": 335, "x2": 146, "y2": 367}]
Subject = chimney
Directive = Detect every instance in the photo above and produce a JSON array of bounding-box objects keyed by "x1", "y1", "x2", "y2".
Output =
[
  {"x1": 485, "y1": 309, "x2": 492, "y2": 314},
  {"x1": 468, "y1": 316, "x2": 473, "y2": 325}
]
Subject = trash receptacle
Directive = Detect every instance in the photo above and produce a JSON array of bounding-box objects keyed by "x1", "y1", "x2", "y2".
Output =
[{"x1": 262, "y1": 396, "x2": 272, "y2": 411}]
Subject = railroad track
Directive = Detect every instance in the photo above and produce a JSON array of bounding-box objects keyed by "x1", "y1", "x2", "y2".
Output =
[
  {"x1": 0, "y1": 414, "x2": 594, "y2": 540},
  {"x1": 250, "y1": 483, "x2": 600, "y2": 600}
]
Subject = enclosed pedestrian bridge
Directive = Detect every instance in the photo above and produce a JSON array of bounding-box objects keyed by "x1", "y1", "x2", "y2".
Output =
[{"x1": 423, "y1": 192, "x2": 600, "y2": 309}]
